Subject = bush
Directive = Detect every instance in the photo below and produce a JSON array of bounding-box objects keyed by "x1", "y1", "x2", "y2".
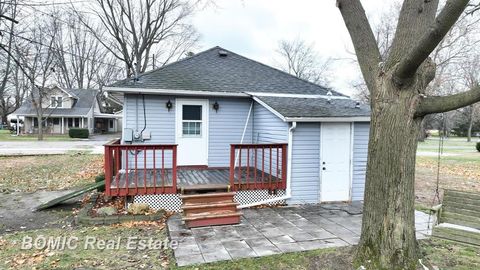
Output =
[
  {"x1": 95, "y1": 173, "x2": 105, "y2": 192},
  {"x1": 476, "y1": 142, "x2": 480, "y2": 152},
  {"x1": 69, "y1": 128, "x2": 89, "y2": 138}
]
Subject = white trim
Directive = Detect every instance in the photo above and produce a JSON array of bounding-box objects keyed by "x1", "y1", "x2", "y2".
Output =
[
  {"x1": 349, "y1": 122, "x2": 354, "y2": 201},
  {"x1": 285, "y1": 116, "x2": 370, "y2": 122},
  {"x1": 247, "y1": 92, "x2": 350, "y2": 99},
  {"x1": 104, "y1": 87, "x2": 249, "y2": 97},
  {"x1": 56, "y1": 86, "x2": 76, "y2": 98},
  {"x1": 252, "y1": 96, "x2": 286, "y2": 122}
]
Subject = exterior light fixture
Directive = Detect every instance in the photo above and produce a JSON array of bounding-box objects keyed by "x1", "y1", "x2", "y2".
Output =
[
  {"x1": 213, "y1": 101, "x2": 219, "y2": 112},
  {"x1": 166, "y1": 100, "x2": 173, "y2": 111}
]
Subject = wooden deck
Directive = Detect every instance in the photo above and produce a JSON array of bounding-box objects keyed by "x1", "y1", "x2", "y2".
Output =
[{"x1": 110, "y1": 167, "x2": 282, "y2": 190}]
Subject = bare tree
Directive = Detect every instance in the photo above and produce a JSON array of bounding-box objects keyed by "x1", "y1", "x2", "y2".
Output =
[
  {"x1": 337, "y1": 0, "x2": 480, "y2": 268},
  {"x1": 459, "y1": 54, "x2": 480, "y2": 141},
  {"x1": 275, "y1": 39, "x2": 332, "y2": 86},
  {"x1": 0, "y1": 0, "x2": 25, "y2": 125},
  {"x1": 74, "y1": 0, "x2": 202, "y2": 78}
]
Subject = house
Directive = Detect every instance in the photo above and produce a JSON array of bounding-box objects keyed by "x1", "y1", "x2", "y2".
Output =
[
  {"x1": 13, "y1": 87, "x2": 122, "y2": 135},
  {"x1": 103, "y1": 46, "x2": 370, "y2": 212}
]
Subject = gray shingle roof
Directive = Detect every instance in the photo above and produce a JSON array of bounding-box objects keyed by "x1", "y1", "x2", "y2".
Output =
[
  {"x1": 256, "y1": 96, "x2": 371, "y2": 119},
  {"x1": 14, "y1": 88, "x2": 98, "y2": 116},
  {"x1": 109, "y1": 46, "x2": 345, "y2": 96}
]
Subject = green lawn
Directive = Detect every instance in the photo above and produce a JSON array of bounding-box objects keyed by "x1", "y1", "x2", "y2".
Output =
[
  {"x1": 1, "y1": 225, "x2": 478, "y2": 270},
  {"x1": 0, "y1": 154, "x2": 103, "y2": 192},
  {"x1": 0, "y1": 130, "x2": 77, "y2": 141}
]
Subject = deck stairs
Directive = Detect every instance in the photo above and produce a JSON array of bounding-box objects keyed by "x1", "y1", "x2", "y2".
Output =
[
  {"x1": 433, "y1": 189, "x2": 480, "y2": 246},
  {"x1": 179, "y1": 185, "x2": 242, "y2": 228}
]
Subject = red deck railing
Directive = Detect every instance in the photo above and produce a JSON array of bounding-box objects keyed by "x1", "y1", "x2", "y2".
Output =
[
  {"x1": 104, "y1": 139, "x2": 178, "y2": 196},
  {"x1": 229, "y1": 143, "x2": 287, "y2": 191}
]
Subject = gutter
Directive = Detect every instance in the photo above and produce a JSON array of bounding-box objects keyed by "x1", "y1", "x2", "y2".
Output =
[{"x1": 238, "y1": 121, "x2": 297, "y2": 208}]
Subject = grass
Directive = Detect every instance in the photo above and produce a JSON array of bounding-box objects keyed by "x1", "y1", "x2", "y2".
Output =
[
  {"x1": 0, "y1": 130, "x2": 79, "y2": 141},
  {"x1": 415, "y1": 136, "x2": 480, "y2": 206},
  {"x1": 0, "y1": 224, "x2": 170, "y2": 270},
  {"x1": 1, "y1": 226, "x2": 478, "y2": 270},
  {"x1": 0, "y1": 154, "x2": 103, "y2": 192}
]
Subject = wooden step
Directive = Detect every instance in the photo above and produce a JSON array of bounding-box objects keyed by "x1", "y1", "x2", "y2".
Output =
[
  {"x1": 183, "y1": 211, "x2": 242, "y2": 228},
  {"x1": 182, "y1": 202, "x2": 239, "y2": 215},
  {"x1": 179, "y1": 184, "x2": 229, "y2": 194},
  {"x1": 180, "y1": 192, "x2": 236, "y2": 205}
]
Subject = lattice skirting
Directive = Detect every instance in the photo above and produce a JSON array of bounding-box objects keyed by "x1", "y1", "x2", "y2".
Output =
[
  {"x1": 133, "y1": 194, "x2": 183, "y2": 212},
  {"x1": 234, "y1": 189, "x2": 286, "y2": 206},
  {"x1": 134, "y1": 189, "x2": 286, "y2": 212}
]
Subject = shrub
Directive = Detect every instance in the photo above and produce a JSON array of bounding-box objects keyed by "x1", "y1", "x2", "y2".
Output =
[
  {"x1": 69, "y1": 128, "x2": 89, "y2": 138},
  {"x1": 95, "y1": 173, "x2": 105, "y2": 192},
  {"x1": 476, "y1": 142, "x2": 480, "y2": 152}
]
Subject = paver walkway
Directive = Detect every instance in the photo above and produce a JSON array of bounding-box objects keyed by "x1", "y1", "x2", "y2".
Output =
[{"x1": 167, "y1": 203, "x2": 434, "y2": 266}]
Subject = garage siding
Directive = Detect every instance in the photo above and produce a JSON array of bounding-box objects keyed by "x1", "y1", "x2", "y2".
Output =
[
  {"x1": 288, "y1": 123, "x2": 321, "y2": 204},
  {"x1": 352, "y1": 122, "x2": 370, "y2": 201}
]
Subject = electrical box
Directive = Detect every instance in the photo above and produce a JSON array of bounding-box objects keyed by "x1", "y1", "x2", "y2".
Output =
[
  {"x1": 124, "y1": 128, "x2": 133, "y2": 142},
  {"x1": 142, "y1": 131, "x2": 151, "y2": 140}
]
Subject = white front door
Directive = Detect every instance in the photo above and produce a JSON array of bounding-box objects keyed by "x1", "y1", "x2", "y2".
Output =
[
  {"x1": 320, "y1": 123, "x2": 352, "y2": 202},
  {"x1": 175, "y1": 99, "x2": 209, "y2": 166}
]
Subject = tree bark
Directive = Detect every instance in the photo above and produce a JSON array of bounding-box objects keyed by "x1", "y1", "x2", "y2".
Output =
[
  {"x1": 37, "y1": 116, "x2": 44, "y2": 141},
  {"x1": 355, "y1": 72, "x2": 424, "y2": 269}
]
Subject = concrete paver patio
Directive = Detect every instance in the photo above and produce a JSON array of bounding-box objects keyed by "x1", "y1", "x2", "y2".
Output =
[{"x1": 167, "y1": 203, "x2": 434, "y2": 266}]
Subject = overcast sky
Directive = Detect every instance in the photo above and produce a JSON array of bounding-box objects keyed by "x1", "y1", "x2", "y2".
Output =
[{"x1": 192, "y1": 0, "x2": 390, "y2": 96}]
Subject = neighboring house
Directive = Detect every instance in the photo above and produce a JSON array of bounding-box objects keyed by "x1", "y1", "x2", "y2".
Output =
[
  {"x1": 13, "y1": 87, "x2": 122, "y2": 135},
  {"x1": 103, "y1": 46, "x2": 370, "y2": 211}
]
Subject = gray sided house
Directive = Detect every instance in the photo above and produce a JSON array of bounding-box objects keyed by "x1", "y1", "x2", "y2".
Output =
[
  {"x1": 104, "y1": 47, "x2": 370, "y2": 209},
  {"x1": 14, "y1": 87, "x2": 122, "y2": 135}
]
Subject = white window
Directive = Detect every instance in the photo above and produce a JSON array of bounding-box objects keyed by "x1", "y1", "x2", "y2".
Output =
[{"x1": 182, "y1": 105, "x2": 202, "y2": 136}]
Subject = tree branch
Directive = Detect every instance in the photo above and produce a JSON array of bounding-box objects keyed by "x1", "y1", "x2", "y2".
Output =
[
  {"x1": 416, "y1": 85, "x2": 480, "y2": 117},
  {"x1": 394, "y1": 0, "x2": 469, "y2": 84},
  {"x1": 336, "y1": 0, "x2": 381, "y2": 93}
]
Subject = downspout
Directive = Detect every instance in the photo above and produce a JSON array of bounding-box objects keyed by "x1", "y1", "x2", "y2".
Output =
[
  {"x1": 238, "y1": 121, "x2": 297, "y2": 209},
  {"x1": 234, "y1": 101, "x2": 254, "y2": 166}
]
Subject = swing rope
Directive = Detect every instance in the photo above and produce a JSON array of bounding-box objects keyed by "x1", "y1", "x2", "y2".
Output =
[{"x1": 426, "y1": 115, "x2": 445, "y2": 232}]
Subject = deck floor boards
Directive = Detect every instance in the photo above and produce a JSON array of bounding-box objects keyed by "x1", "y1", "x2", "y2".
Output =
[{"x1": 111, "y1": 168, "x2": 282, "y2": 189}]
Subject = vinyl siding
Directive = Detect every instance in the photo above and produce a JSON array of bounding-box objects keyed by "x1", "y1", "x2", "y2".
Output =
[
  {"x1": 352, "y1": 122, "x2": 370, "y2": 201},
  {"x1": 123, "y1": 95, "x2": 253, "y2": 168},
  {"x1": 208, "y1": 98, "x2": 253, "y2": 167},
  {"x1": 252, "y1": 102, "x2": 289, "y2": 177},
  {"x1": 288, "y1": 123, "x2": 321, "y2": 204}
]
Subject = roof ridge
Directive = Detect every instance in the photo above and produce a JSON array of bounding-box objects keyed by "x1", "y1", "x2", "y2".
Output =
[
  {"x1": 111, "y1": 46, "x2": 221, "y2": 86},
  {"x1": 214, "y1": 47, "x2": 346, "y2": 97}
]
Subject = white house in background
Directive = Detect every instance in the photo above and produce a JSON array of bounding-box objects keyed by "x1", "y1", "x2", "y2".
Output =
[{"x1": 13, "y1": 87, "x2": 122, "y2": 135}]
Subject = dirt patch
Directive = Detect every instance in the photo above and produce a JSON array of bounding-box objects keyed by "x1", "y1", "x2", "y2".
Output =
[
  {"x1": 307, "y1": 247, "x2": 355, "y2": 270},
  {"x1": 0, "y1": 190, "x2": 82, "y2": 234}
]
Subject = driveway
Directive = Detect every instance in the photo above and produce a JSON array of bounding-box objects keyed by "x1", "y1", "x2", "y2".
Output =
[
  {"x1": 0, "y1": 134, "x2": 120, "y2": 156},
  {"x1": 168, "y1": 203, "x2": 434, "y2": 266}
]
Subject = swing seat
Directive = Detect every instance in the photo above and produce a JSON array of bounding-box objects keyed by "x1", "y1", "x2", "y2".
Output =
[{"x1": 432, "y1": 189, "x2": 480, "y2": 246}]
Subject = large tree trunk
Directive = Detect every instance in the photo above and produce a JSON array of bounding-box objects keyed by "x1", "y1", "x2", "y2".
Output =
[
  {"x1": 355, "y1": 77, "x2": 424, "y2": 269},
  {"x1": 1, "y1": 114, "x2": 7, "y2": 125}
]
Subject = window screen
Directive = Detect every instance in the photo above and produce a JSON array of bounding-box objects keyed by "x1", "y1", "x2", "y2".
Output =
[
  {"x1": 182, "y1": 105, "x2": 202, "y2": 120},
  {"x1": 57, "y1": 97, "x2": 63, "y2": 107}
]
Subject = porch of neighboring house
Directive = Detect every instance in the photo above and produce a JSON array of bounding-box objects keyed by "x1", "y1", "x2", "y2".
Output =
[
  {"x1": 104, "y1": 139, "x2": 287, "y2": 197},
  {"x1": 23, "y1": 116, "x2": 89, "y2": 134}
]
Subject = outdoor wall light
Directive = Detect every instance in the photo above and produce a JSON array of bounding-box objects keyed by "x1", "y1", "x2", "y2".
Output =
[
  {"x1": 166, "y1": 100, "x2": 173, "y2": 111},
  {"x1": 213, "y1": 101, "x2": 220, "y2": 112}
]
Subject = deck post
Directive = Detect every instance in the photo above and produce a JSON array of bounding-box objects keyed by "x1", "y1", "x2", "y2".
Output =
[
  {"x1": 282, "y1": 144, "x2": 287, "y2": 189},
  {"x1": 172, "y1": 145, "x2": 178, "y2": 193},
  {"x1": 230, "y1": 145, "x2": 235, "y2": 191},
  {"x1": 104, "y1": 145, "x2": 112, "y2": 196}
]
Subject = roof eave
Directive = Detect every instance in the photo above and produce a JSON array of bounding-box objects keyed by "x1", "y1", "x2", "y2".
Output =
[
  {"x1": 104, "y1": 86, "x2": 250, "y2": 97},
  {"x1": 284, "y1": 116, "x2": 371, "y2": 122}
]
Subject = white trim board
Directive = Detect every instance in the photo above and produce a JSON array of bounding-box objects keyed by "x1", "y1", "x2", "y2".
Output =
[
  {"x1": 104, "y1": 87, "x2": 249, "y2": 97},
  {"x1": 247, "y1": 92, "x2": 350, "y2": 99}
]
